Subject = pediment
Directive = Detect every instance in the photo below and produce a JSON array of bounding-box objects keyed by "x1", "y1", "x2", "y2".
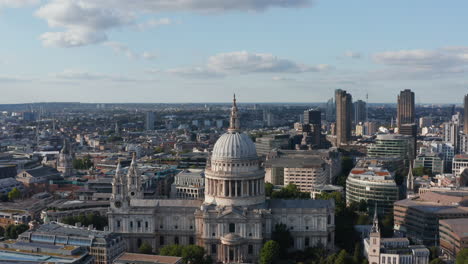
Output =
[{"x1": 217, "y1": 208, "x2": 247, "y2": 219}]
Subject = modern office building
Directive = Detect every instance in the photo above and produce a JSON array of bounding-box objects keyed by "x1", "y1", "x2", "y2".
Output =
[
  {"x1": 364, "y1": 209, "x2": 429, "y2": 264},
  {"x1": 170, "y1": 169, "x2": 205, "y2": 199},
  {"x1": 453, "y1": 154, "x2": 468, "y2": 176},
  {"x1": 397, "y1": 89, "x2": 415, "y2": 130},
  {"x1": 394, "y1": 190, "x2": 468, "y2": 246},
  {"x1": 346, "y1": 167, "x2": 399, "y2": 215},
  {"x1": 460, "y1": 134, "x2": 468, "y2": 154},
  {"x1": 335, "y1": 89, "x2": 352, "y2": 146},
  {"x1": 145, "y1": 111, "x2": 156, "y2": 131},
  {"x1": 367, "y1": 134, "x2": 415, "y2": 161},
  {"x1": 254, "y1": 134, "x2": 290, "y2": 156},
  {"x1": 414, "y1": 153, "x2": 444, "y2": 175},
  {"x1": 325, "y1": 97, "x2": 335, "y2": 122},
  {"x1": 444, "y1": 121, "x2": 460, "y2": 152},
  {"x1": 439, "y1": 218, "x2": 468, "y2": 259},
  {"x1": 353, "y1": 100, "x2": 367, "y2": 124},
  {"x1": 303, "y1": 109, "x2": 321, "y2": 147},
  {"x1": 264, "y1": 149, "x2": 341, "y2": 187}
]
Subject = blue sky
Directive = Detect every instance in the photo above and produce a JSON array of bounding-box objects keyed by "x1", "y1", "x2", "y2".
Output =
[{"x1": 0, "y1": 0, "x2": 467, "y2": 104}]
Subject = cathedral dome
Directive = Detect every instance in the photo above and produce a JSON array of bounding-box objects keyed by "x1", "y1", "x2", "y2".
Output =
[{"x1": 212, "y1": 132, "x2": 257, "y2": 161}]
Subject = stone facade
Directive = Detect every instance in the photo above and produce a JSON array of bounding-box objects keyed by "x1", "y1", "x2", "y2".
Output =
[{"x1": 108, "y1": 96, "x2": 335, "y2": 263}]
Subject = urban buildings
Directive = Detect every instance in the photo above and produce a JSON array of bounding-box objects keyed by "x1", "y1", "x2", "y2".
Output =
[
  {"x1": 335, "y1": 89, "x2": 352, "y2": 146},
  {"x1": 414, "y1": 153, "x2": 444, "y2": 175},
  {"x1": 346, "y1": 167, "x2": 399, "y2": 215},
  {"x1": 113, "y1": 253, "x2": 183, "y2": 264},
  {"x1": 394, "y1": 190, "x2": 468, "y2": 246},
  {"x1": 353, "y1": 100, "x2": 367, "y2": 124},
  {"x1": 108, "y1": 97, "x2": 335, "y2": 263},
  {"x1": 11, "y1": 221, "x2": 126, "y2": 264},
  {"x1": 397, "y1": 89, "x2": 415, "y2": 130},
  {"x1": 145, "y1": 112, "x2": 156, "y2": 131},
  {"x1": 453, "y1": 154, "x2": 468, "y2": 185},
  {"x1": 439, "y1": 218, "x2": 468, "y2": 259},
  {"x1": 367, "y1": 134, "x2": 415, "y2": 161},
  {"x1": 57, "y1": 140, "x2": 73, "y2": 177},
  {"x1": 264, "y1": 149, "x2": 341, "y2": 188},
  {"x1": 170, "y1": 169, "x2": 205, "y2": 199},
  {"x1": 254, "y1": 134, "x2": 290, "y2": 156},
  {"x1": 303, "y1": 109, "x2": 321, "y2": 147},
  {"x1": 364, "y1": 209, "x2": 429, "y2": 264}
]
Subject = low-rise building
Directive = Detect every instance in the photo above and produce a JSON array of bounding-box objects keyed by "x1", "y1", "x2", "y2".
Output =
[
  {"x1": 414, "y1": 153, "x2": 444, "y2": 175},
  {"x1": 0, "y1": 177, "x2": 24, "y2": 196},
  {"x1": 16, "y1": 166, "x2": 61, "y2": 185},
  {"x1": 439, "y1": 218, "x2": 468, "y2": 259},
  {"x1": 18, "y1": 221, "x2": 126, "y2": 264}
]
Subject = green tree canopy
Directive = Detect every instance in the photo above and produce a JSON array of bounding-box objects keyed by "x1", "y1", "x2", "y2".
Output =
[
  {"x1": 456, "y1": 248, "x2": 468, "y2": 264},
  {"x1": 159, "y1": 244, "x2": 210, "y2": 264},
  {"x1": 139, "y1": 241, "x2": 153, "y2": 254},
  {"x1": 5, "y1": 224, "x2": 28, "y2": 239},
  {"x1": 272, "y1": 223, "x2": 293, "y2": 258},
  {"x1": 429, "y1": 258, "x2": 445, "y2": 264},
  {"x1": 61, "y1": 213, "x2": 107, "y2": 230},
  {"x1": 260, "y1": 240, "x2": 280, "y2": 264},
  {"x1": 265, "y1": 182, "x2": 274, "y2": 197},
  {"x1": 271, "y1": 183, "x2": 310, "y2": 199},
  {"x1": 8, "y1": 188, "x2": 21, "y2": 201}
]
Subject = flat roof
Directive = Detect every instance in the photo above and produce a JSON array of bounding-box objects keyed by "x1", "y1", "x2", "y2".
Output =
[
  {"x1": 440, "y1": 218, "x2": 468, "y2": 238},
  {"x1": 115, "y1": 253, "x2": 182, "y2": 264}
]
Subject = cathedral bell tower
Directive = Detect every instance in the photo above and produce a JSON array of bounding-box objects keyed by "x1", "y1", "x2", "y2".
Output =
[
  {"x1": 111, "y1": 160, "x2": 127, "y2": 209},
  {"x1": 127, "y1": 153, "x2": 143, "y2": 199}
]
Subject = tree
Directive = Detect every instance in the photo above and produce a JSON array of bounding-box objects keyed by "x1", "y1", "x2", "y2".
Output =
[
  {"x1": 5, "y1": 224, "x2": 28, "y2": 239},
  {"x1": 265, "y1": 182, "x2": 274, "y2": 197},
  {"x1": 272, "y1": 223, "x2": 293, "y2": 258},
  {"x1": 8, "y1": 188, "x2": 21, "y2": 201},
  {"x1": 139, "y1": 241, "x2": 153, "y2": 254},
  {"x1": 380, "y1": 213, "x2": 394, "y2": 237},
  {"x1": 0, "y1": 226, "x2": 4, "y2": 237},
  {"x1": 429, "y1": 246, "x2": 438, "y2": 261},
  {"x1": 353, "y1": 243, "x2": 362, "y2": 264},
  {"x1": 429, "y1": 259, "x2": 445, "y2": 264},
  {"x1": 456, "y1": 248, "x2": 468, "y2": 264},
  {"x1": 61, "y1": 213, "x2": 108, "y2": 230},
  {"x1": 159, "y1": 245, "x2": 210, "y2": 264},
  {"x1": 271, "y1": 183, "x2": 310, "y2": 199},
  {"x1": 260, "y1": 240, "x2": 280, "y2": 264},
  {"x1": 160, "y1": 244, "x2": 183, "y2": 257},
  {"x1": 181, "y1": 245, "x2": 205, "y2": 264},
  {"x1": 335, "y1": 249, "x2": 351, "y2": 264},
  {"x1": 0, "y1": 194, "x2": 8, "y2": 202}
]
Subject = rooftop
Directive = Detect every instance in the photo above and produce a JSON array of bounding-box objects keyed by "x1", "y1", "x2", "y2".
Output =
[
  {"x1": 440, "y1": 218, "x2": 468, "y2": 239},
  {"x1": 114, "y1": 253, "x2": 182, "y2": 264}
]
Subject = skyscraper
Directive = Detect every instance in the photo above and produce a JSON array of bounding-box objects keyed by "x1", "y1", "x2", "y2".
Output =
[
  {"x1": 326, "y1": 97, "x2": 335, "y2": 122},
  {"x1": 397, "y1": 89, "x2": 415, "y2": 130},
  {"x1": 464, "y1": 94, "x2": 468, "y2": 134},
  {"x1": 145, "y1": 111, "x2": 155, "y2": 131},
  {"x1": 353, "y1": 100, "x2": 367, "y2": 124},
  {"x1": 304, "y1": 109, "x2": 322, "y2": 147},
  {"x1": 335, "y1": 89, "x2": 352, "y2": 146}
]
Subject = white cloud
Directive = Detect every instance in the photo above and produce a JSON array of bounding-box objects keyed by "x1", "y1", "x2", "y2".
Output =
[
  {"x1": 103, "y1": 42, "x2": 156, "y2": 60},
  {"x1": 34, "y1": 0, "x2": 312, "y2": 47},
  {"x1": 165, "y1": 51, "x2": 331, "y2": 78},
  {"x1": 35, "y1": 0, "x2": 133, "y2": 47},
  {"x1": 343, "y1": 51, "x2": 362, "y2": 59},
  {"x1": 166, "y1": 67, "x2": 225, "y2": 78},
  {"x1": 137, "y1": 18, "x2": 171, "y2": 31},
  {"x1": 272, "y1": 76, "x2": 295, "y2": 81},
  {"x1": 372, "y1": 47, "x2": 468, "y2": 79},
  {"x1": 54, "y1": 69, "x2": 138, "y2": 82}
]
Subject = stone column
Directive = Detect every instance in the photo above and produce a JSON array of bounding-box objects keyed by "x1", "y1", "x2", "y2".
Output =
[{"x1": 235, "y1": 181, "x2": 238, "y2": 197}]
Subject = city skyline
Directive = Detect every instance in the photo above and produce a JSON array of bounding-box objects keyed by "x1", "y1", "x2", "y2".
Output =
[{"x1": 2, "y1": 0, "x2": 468, "y2": 103}]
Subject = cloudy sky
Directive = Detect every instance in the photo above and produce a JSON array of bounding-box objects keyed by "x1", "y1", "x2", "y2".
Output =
[{"x1": 1, "y1": 0, "x2": 468, "y2": 104}]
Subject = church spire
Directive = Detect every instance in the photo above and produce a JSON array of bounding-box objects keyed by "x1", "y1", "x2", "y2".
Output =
[
  {"x1": 407, "y1": 161, "x2": 414, "y2": 192},
  {"x1": 371, "y1": 203, "x2": 380, "y2": 233},
  {"x1": 228, "y1": 94, "x2": 240, "y2": 132}
]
